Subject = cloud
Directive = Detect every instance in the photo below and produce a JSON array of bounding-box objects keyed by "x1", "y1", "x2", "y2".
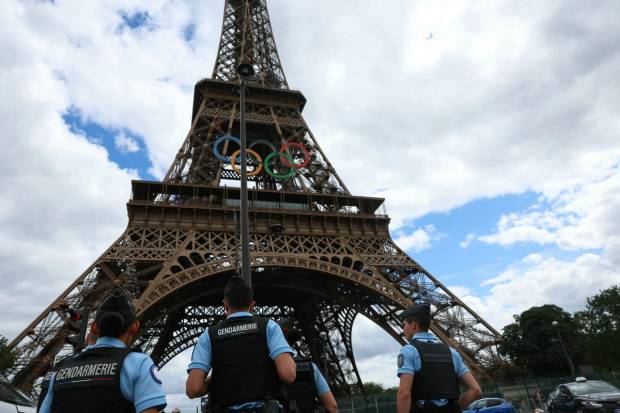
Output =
[
  {"x1": 0, "y1": 0, "x2": 136, "y2": 340},
  {"x1": 478, "y1": 168, "x2": 620, "y2": 252},
  {"x1": 114, "y1": 131, "x2": 140, "y2": 153},
  {"x1": 352, "y1": 316, "x2": 401, "y2": 388},
  {"x1": 453, "y1": 250, "x2": 620, "y2": 329},
  {"x1": 393, "y1": 225, "x2": 438, "y2": 252},
  {"x1": 459, "y1": 233, "x2": 476, "y2": 249},
  {"x1": 272, "y1": 0, "x2": 620, "y2": 228}
]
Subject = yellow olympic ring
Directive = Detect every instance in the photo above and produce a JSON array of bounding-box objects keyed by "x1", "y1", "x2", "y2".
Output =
[{"x1": 229, "y1": 149, "x2": 264, "y2": 176}]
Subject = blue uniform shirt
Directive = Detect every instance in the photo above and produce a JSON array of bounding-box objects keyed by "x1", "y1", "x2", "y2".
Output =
[
  {"x1": 39, "y1": 337, "x2": 167, "y2": 413},
  {"x1": 188, "y1": 311, "x2": 295, "y2": 409},
  {"x1": 397, "y1": 332, "x2": 469, "y2": 406},
  {"x1": 311, "y1": 362, "x2": 330, "y2": 395}
]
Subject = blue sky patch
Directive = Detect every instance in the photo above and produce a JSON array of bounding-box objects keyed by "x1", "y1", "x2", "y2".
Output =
[
  {"x1": 63, "y1": 108, "x2": 154, "y2": 179},
  {"x1": 118, "y1": 10, "x2": 154, "y2": 32},
  {"x1": 183, "y1": 23, "x2": 196, "y2": 42},
  {"x1": 396, "y1": 192, "x2": 585, "y2": 294}
]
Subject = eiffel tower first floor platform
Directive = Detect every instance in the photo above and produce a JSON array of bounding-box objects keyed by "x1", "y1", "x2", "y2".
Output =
[{"x1": 7, "y1": 181, "x2": 502, "y2": 395}]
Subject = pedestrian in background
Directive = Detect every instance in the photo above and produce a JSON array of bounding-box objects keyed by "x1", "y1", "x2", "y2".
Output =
[{"x1": 278, "y1": 318, "x2": 338, "y2": 413}]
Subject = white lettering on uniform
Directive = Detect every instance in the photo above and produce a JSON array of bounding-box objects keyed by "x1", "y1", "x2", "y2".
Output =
[{"x1": 218, "y1": 322, "x2": 258, "y2": 335}]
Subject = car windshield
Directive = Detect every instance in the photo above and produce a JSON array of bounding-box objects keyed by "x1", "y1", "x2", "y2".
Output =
[
  {"x1": 0, "y1": 381, "x2": 35, "y2": 407},
  {"x1": 566, "y1": 381, "x2": 619, "y2": 396}
]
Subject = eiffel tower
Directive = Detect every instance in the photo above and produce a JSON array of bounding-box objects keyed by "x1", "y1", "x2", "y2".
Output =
[{"x1": 8, "y1": 0, "x2": 501, "y2": 394}]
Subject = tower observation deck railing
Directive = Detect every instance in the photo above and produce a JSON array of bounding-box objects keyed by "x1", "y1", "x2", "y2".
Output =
[{"x1": 128, "y1": 180, "x2": 389, "y2": 219}]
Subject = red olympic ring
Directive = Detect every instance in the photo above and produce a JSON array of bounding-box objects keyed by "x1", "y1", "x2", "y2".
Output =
[{"x1": 279, "y1": 142, "x2": 310, "y2": 169}]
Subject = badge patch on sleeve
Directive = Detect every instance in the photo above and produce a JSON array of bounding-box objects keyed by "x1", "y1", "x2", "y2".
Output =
[
  {"x1": 397, "y1": 354, "x2": 404, "y2": 368},
  {"x1": 150, "y1": 365, "x2": 163, "y2": 384}
]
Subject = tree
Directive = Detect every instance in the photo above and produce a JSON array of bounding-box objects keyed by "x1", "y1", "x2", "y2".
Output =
[
  {"x1": 575, "y1": 285, "x2": 620, "y2": 370},
  {"x1": 363, "y1": 382, "x2": 386, "y2": 395},
  {"x1": 0, "y1": 335, "x2": 16, "y2": 373},
  {"x1": 499, "y1": 305, "x2": 583, "y2": 376}
]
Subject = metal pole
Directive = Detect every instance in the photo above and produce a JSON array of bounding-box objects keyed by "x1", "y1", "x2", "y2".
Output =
[
  {"x1": 234, "y1": 212, "x2": 240, "y2": 276},
  {"x1": 239, "y1": 76, "x2": 251, "y2": 286},
  {"x1": 555, "y1": 328, "x2": 576, "y2": 376}
]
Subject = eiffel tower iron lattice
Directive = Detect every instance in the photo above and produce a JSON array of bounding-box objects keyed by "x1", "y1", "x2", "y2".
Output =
[{"x1": 7, "y1": 0, "x2": 502, "y2": 395}]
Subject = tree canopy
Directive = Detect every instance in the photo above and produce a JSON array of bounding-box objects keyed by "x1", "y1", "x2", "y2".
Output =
[
  {"x1": 0, "y1": 335, "x2": 16, "y2": 373},
  {"x1": 500, "y1": 286, "x2": 620, "y2": 375},
  {"x1": 499, "y1": 304, "x2": 583, "y2": 376},
  {"x1": 575, "y1": 286, "x2": 620, "y2": 370}
]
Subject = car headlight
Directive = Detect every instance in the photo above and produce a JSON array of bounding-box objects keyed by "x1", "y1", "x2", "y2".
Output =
[{"x1": 580, "y1": 401, "x2": 603, "y2": 408}]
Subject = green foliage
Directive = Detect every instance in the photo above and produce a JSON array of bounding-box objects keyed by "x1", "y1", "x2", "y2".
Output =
[
  {"x1": 575, "y1": 286, "x2": 620, "y2": 370},
  {"x1": 0, "y1": 335, "x2": 16, "y2": 373},
  {"x1": 363, "y1": 382, "x2": 386, "y2": 394},
  {"x1": 499, "y1": 304, "x2": 583, "y2": 376}
]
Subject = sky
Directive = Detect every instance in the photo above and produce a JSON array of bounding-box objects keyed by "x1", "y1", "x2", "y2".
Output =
[{"x1": 1, "y1": 0, "x2": 620, "y2": 409}]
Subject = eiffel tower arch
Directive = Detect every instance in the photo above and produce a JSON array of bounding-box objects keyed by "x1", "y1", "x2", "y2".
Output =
[{"x1": 8, "y1": 0, "x2": 502, "y2": 395}]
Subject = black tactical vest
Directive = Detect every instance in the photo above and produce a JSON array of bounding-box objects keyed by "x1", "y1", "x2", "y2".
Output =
[
  {"x1": 410, "y1": 339, "x2": 460, "y2": 404},
  {"x1": 208, "y1": 315, "x2": 285, "y2": 409},
  {"x1": 50, "y1": 347, "x2": 135, "y2": 413},
  {"x1": 286, "y1": 357, "x2": 319, "y2": 413}
]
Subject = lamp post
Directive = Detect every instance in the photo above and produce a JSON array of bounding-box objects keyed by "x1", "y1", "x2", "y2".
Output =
[
  {"x1": 236, "y1": 62, "x2": 254, "y2": 286},
  {"x1": 319, "y1": 331, "x2": 330, "y2": 382},
  {"x1": 233, "y1": 216, "x2": 285, "y2": 279},
  {"x1": 552, "y1": 320, "x2": 576, "y2": 376}
]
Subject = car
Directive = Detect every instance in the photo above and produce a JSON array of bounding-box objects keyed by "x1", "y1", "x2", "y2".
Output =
[
  {"x1": 464, "y1": 398, "x2": 518, "y2": 413},
  {"x1": 0, "y1": 381, "x2": 36, "y2": 413},
  {"x1": 547, "y1": 378, "x2": 620, "y2": 413}
]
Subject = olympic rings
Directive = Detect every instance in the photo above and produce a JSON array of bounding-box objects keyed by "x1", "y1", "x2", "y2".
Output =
[
  {"x1": 213, "y1": 135, "x2": 240, "y2": 163},
  {"x1": 212, "y1": 134, "x2": 310, "y2": 180},
  {"x1": 230, "y1": 149, "x2": 263, "y2": 176}
]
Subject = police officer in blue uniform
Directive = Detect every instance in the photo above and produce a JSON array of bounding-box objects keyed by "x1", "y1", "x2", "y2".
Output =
[
  {"x1": 37, "y1": 290, "x2": 167, "y2": 413},
  {"x1": 277, "y1": 318, "x2": 338, "y2": 413},
  {"x1": 396, "y1": 304, "x2": 481, "y2": 413},
  {"x1": 186, "y1": 276, "x2": 296, "y2": 412}
]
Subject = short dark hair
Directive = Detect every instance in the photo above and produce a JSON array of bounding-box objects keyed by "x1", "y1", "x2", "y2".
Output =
[
  {"x1": 224, "y1": 276, "x2": 253, "y2": 309},
  {"x1": 95, "y1": 289, "x2": 136, "y2": 338},
  {"x1": 405, "y1": 314, "x2": 430, "y2": 331}
]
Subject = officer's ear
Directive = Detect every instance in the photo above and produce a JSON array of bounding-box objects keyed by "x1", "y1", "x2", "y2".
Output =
[
  {"x1": 247, "y1": 300, "x2": 255, "y2": 312},
  {"x1": 91, "y1": 322, "x2": 101, "y2": 337},
  {"x1": 128, "y1": 320, "x2": 140, "y2": 335}
]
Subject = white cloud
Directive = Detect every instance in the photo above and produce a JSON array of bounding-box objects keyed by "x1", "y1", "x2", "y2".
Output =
[
  {"x1": 459, "y1": 233, "x2": 476, "y2": 249},
  {"x1": 114, "y1": 131, "x2": 140, "y2": 153},
  {"x1": 394, "y1": 225, "x2": 438, "y2": 252},
  {"x1": 477, "y1": 168, "x2": 620, "y2": 252},
  {"x1": 352, "y1": 316, "x2": 401, "y2": 388},
  {"x1": 0, "y1": 0, "x2": 137, "y2": 339},
  {"x1": 454, "y1": 250, "x2": 620, "y2": 329}
]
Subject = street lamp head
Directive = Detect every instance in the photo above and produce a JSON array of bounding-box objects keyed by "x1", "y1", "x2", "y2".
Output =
[
  {"x1": 237, "y1": 63, "x2": 255, "y2": 77},
  {"x1": 552, "y1": 321, "x2": 559, "y2": 327},
  {"x1": 268, "y1": 223, "x2": 285, "y2": 234}
]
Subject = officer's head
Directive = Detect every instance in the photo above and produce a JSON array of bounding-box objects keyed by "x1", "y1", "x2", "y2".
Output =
[
  {"x1": 400, "y1": 304, "x2": 431, "y2": 340},
  {"x1": 93, "y1": 289, "x2": 139, "y2": 343},
  {"x1": 223, "y1": 276, "x2": 255, "y2": 315},
  {"x1": 278, "y1": 318, "x2": 302, "y2": 345}
]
